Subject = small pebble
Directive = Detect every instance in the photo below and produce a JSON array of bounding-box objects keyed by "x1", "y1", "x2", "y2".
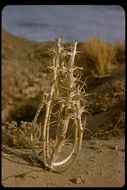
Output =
[
  {"x1": 89, "y1": 141, "x2": 95, "y2": 145},
  {"x1": 115, "y1": 145, "x2": 119, "y2": 151},
  {"x1": 71, "y1": 175, "x2": 85, "y2": 184}
]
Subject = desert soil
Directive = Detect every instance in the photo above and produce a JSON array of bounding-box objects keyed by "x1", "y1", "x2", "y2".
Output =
[{"x1": 2, "y1": 129, "x2": 125, "y2": 187}]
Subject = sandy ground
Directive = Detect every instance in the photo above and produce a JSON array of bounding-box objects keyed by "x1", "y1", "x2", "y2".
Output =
[{"x1": 2, "y1": 131, "x2": 125, "y2": 187}]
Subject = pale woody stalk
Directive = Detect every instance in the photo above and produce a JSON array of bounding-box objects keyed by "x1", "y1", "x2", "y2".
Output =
[
  {"x1": 50, "y1": 41, "x2": 78, "y2": 165},
  {"x1": 30, "y1": 38, "x2": 87, "y2": 172}
]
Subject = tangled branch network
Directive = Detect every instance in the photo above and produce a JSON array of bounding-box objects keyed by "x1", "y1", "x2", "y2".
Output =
[{"x1": 3, "y1": 38, "x2": 88, "y2": 173}]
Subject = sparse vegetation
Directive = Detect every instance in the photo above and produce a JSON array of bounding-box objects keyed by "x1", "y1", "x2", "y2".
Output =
[
  {"x1": 76, "y1": 38, "x2": 117, "y2": 77},
  {"x1": 113, "y1": 41, "x2": 125, "y2": 64},
  {"x1": 2, "y1": 30, "x2": 125, "y2": 147},
  {"x1": 2, "y1": 121, "x2": 32, "y2": 148},
  {"x1": 88, "y1": 80, "x2": 125, "y2": 137}
]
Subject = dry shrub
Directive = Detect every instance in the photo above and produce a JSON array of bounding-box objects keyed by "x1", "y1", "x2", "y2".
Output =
[
  {"x1": 2, "y1": 121, "x2": 32, "y2": 148},
  {"x1": 106, "y1": 80, "x2": 125, "y2": 131},
  {"x1": 89, "y1": 80, "x2": 125, "y2": 136},
  {"x1": 77, "y1": 38, "x2": 116, "y2": 76},
  {"x1": 113, "y1": 41, "x2": 125, "y2": 64}
]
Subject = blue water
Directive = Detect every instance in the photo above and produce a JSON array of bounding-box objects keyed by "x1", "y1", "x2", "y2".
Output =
[{"x1": 2, "y1": 5, "x2": 125, "y2": 43}]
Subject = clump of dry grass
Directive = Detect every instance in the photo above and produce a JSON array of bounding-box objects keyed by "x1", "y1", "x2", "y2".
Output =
[
  {"x1": 77, "y1": 38, "x2": 116, "y2": 77},
  {"x1": 113, "y1": 41, "x2": 125, "y2": 64}
]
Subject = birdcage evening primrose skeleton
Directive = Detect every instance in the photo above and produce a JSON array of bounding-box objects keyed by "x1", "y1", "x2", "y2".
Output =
[
  {"x1": 30, "y1": 38, "x2": 87, "y2": 172},
  {"x1": 3, "y1": 38, "x2": 87, "y2": 173}
]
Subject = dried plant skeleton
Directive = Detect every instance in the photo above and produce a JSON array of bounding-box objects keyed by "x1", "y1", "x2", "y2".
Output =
[
  {"x1": 30, "y1": 38, "x2": 87, "y2": 172},
  {"x1": 3, "y1": 38, "x2": 87, "y2": 173}
]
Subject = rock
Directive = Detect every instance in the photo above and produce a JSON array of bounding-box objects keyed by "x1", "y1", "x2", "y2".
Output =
[
  {"x1": 71, "y1": 175, "x2": 85, "y2": 184},
  {"x1": 91, "y1": 158, "x2": 95, "y2": 162},
  {"x1": 115, "y1": 145, "x2": 119, "y2": 151},
  {"x1": 89, "y1": 140, "x2": 95, "y2": 145},
  {"x1": 88, "y1": 145, "x2": 100, "y2": 151}
]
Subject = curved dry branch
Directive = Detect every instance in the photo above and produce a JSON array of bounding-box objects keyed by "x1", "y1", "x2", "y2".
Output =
[{"x1": 30, "y1": 38, "x2": 87, "y2": 172}]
